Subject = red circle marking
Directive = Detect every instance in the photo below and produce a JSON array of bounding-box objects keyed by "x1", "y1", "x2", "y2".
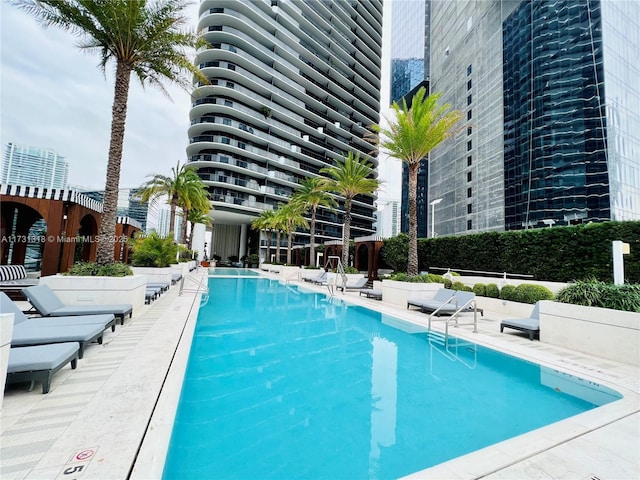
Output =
[{"x1": 75, "y1": 449, "x2": 95, "y2": 461}]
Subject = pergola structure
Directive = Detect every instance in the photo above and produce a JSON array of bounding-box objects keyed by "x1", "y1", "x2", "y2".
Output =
[{"x1": 1, "y1": 185, "x2": 103, "y2": 276}]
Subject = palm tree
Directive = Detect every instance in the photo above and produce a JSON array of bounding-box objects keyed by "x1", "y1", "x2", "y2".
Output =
[
  {"x1": 275, "y1": 203, "x2": 309, "y2": 265},
  {"x1": 176, "y1": 171, "x2": 210, "y2": 244},
  {"x1": 372, "y1": 87, "x2": 463, "y2": 276},
  {"x1": 251, "y1": 209, "x2": 276, "y2": 263},
  {"x1": 290, "y1": 177, "x2": 337, "y2": 267},
  {"x1": 137, "y1": 161, "x2": 208, "y2": 240},
  {"x1": 15, "y1": 0, "x2": 207, "y2": 264},
  {"x1": 184, "y1": 208, "x2": 213, "y2": 251},
  {"x1": 320, "y1": 152, "x2": 380, "y2": 268}
]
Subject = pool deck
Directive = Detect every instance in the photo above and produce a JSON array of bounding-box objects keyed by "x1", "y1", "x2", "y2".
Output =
[{"x1": 1, "y1": 269, "x2": 638, "y2": 479}]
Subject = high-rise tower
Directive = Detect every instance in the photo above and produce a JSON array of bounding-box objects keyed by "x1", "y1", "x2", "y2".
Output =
[
  {"x1": 188, "y1": 0, "x2": 383, "y2": 262},
  {"x1": 1, "y1": 142, "x2": 69, "y2": 189}
]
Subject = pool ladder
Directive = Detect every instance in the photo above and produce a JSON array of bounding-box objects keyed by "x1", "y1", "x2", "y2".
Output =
[{"x1": 179, "y1": 273, "x2": 210, "y2": 305}]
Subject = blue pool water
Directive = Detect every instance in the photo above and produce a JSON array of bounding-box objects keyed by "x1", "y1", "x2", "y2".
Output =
[
  {"x1": 163, "y1": 278, "x2": 621, "y2": 479},
  {"x1": 208, "y1": 267, "x2": 260, "y2": 276}
]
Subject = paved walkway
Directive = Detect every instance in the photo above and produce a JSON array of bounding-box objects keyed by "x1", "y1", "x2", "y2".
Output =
[{"x1": 1, "y1": 271, "x2": 638, "y2": 479}]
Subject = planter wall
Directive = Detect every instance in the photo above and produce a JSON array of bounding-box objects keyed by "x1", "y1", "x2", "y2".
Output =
[
  {"x1": 131, "y1": 267, "x2": 173, "y2": 285},
  {"x1": 475, "y1": 297, "x2": 536, "y2": 318},
  {"x1": 539, "y1": 300, "x2": 640, "y2": 366},
  {"x1": 39, "y1": 274, "x2": 147, "y2": 311},
  {"x1": 380, "y1": 280, "x2": 442, "y2": 307},
  {"x1": 1, "y1": 312, "x2": 14, "y2": 409},
  {"x1": 456, "y1": 275, "x2": 567, "y2": 295}
]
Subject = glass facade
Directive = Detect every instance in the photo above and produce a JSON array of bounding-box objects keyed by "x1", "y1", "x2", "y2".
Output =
[
  {"x1": 503, "y1": 0, "x2": 638, "y2": 229},
  {"x1": 600, "y1": 0, "x2": 640, "y2": 220},
  {"x1": 391, "y1": 0, "x2": 431, "y2": 236}
]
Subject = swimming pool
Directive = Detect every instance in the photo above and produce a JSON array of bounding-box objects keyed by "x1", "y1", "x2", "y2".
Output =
[
  {"x1": 162, "y1": 277, "x2": 622, "y2": 479},
  {"x1": 208, "y1": 267, "x2": 261, "y2": 276}
]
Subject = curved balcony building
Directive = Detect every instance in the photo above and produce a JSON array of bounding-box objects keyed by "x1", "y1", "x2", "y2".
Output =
[{"x1": 188, "y1": 0, "x2": 383, "y2": 263}]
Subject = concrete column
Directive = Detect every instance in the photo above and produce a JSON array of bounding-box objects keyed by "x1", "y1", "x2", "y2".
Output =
[{"x1": 239, "y1": 224, "x2": 248, "y2": 259}]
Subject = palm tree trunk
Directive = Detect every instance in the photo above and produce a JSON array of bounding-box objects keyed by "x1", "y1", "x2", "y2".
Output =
[
  {"x1": 276, "y1": 231, "x2": 281, "y2": 263},
  {"x1": 187, "y1": 221, "x2": 194, "y2": 249},
  {"x1": 180, "y1": 208, "x2": 189, "y2": 244},
  {"x1": 309, "y1": 208, "x2": 317, "y2": 267},
  {"x1": 287, "y1": 232, "x2": 293, "y2": 265},
  {"x1": 342, "y1": 198, "x2": 352, "y2": 267},
  {"x1": 169, "y1": 195, "x2": 178, "y2": 235},
  {"x1": 96, "y1": 60, "x2": 132, "y2": 265},
  {"x1": 265, "y1": 230, "x2": 271, "y2": 263},
  {"x1": 407, "y1": 163, "x2": 419, "y2": 276}
]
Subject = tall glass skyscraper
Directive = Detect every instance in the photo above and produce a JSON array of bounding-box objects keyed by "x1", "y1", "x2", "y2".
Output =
[
  {"x1": 1, "y1": 142, "x2": 69, "y2": 189},
  {"x1": 503, "y1": 0, "x2": 639, "y2": 229},
  {"x1": 188, "y1": 0, "x2": 383, "y2": 261},
  {"x1": 424, "y1": 0, "x2": 639, "y2": 236}
]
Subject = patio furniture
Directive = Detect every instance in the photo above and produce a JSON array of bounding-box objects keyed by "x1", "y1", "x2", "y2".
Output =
[
  {"x1": 359, "y1": 289, "x2": 382, "y2": 300},
  {"x1": 1, "y1": 292, "x2": 117, "y2": 333},
  {"x1": 22, "y1": 285, "x2": 133, "y2": 324},
  {"x1": 500, "y1": 302, "x2": 540, "y2": 340},
  {"x1": 0, "y1": 265, "x2": 39, "y2": 300},
  {"x1": 338, "y1": 276, "x2": 369, "y2": 291},
  {"x1": 6, "y1": 342, "x2": 80, "y2": 394}
]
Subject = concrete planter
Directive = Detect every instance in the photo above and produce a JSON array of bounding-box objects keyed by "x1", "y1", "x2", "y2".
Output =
[
  {"x1": 131, "y1": 267, "x2": 173, "y2": 285},
  {"x1": 1, "y1": 312, "x2": 14, "y2": 409},
  {"x1": 475, "y1": 296, "x2": 536, "y2": 318},
  {"x1": 539, "y1": 300, "x2": 640, "y2": 366},
  {"x1": 380, "y1": 280, "x2": 443, "y2": 307},
  {"x1": 170, "y1": 262, "x2": 191, "y2": 277},
  {"x1": 39, "y1": 274, "x2": 147, "y2": 311}
]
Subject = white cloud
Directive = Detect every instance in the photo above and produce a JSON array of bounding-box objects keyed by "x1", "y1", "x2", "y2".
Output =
[{"x1": 0, "y1": 2, "x2": 198, "y2": 190}]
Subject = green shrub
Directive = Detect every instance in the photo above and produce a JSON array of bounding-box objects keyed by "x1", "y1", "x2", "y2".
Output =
[
  {"x1": 472, "y1": 283, "x2": 486, "y2": 296},
  {"x1": 64, "y1": 261, "x2": 132, "y2": 277},
  {"x1": 389, "y1": 273, "x2": 442, "y2": 283},
  {"x1": 130, "y1": 232, "x2": 178, "y2": 268},
  {"x1": 443, "y1": 278, "x2": 452, "y2": 289},
  {"x1": 485, "y1": 283, "x2": 500, "y2": 298},
  {"x1": 512, "y1": 284, "x2": 555, "y2": 304},
  {"x1": 344, "y1": 266, "x2": 360, "y2": 274},
  {"x1": 556, "y1": 280, "x2": 640, "y2": 312},
  {"x1": 451, "y1": 281, "x2": 472, "y2": 292},
  {"x1": 177, "y1": 245, "x2": 193, "y2": 262},
  {"x1": 500, "y1": 284, "x2": 517, "y2": 300}
]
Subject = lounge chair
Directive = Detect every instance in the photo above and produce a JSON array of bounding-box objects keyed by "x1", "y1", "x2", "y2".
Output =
[
  {"x1": 0, "y1": 265, "x2": 39, "y2": 300},
  {"x1": 303, "y1": 271, "x2": 327, "y2": 284},
  {"x1": 22, "y1": 285, "x2": 133, "y2": 325},
  {"x1": 407, "y1": 288, "x2": 455, "y2": 311},
  {"x1": 359, "y1": 289, "x2": 382, "y2": 300},
  {"x1": 338, "y1": 276, "x2": 369, "y2": 291},
  {"x1": 408, "y1": 289, "x2": 483, "y2": 317},
  {"x1": 1, "y1": 292, "x2": 117, "y2": 333},
  {"x1": 10, "y1": 311, "x2": 104, "y2": 359},
  {"x1": 6, "y1": 342, "x2": 80, "y2": 394},
  {"x1": 500, "y1": 302, "x2": 540, "y2": 340}
]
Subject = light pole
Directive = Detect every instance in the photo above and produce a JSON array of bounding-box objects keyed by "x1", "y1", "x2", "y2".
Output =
[{"x1": 430, "y1": 198, "x2": 443, "y2": 238}]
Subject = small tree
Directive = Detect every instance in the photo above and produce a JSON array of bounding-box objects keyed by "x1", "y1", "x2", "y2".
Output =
[
  {"x1": 15, "y1": 0, "x2": 207, "y2": 264},
  {"x1": 275, "y1": 203, "x2": 309, "y2": 265},
  {"x1": 320, "y1": 152, "x2": 380, "y2": 267},
  {"x1": 290, "y1": 177, "x2": 337, "y2": 267},
  {"x1": 372, "y1": 88, "x2": 463, "y2": 276}
]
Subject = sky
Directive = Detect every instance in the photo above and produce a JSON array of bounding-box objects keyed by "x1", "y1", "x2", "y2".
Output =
[
  {"x1": 0, "y1": 1, "x2": 401, "y2": 200},
  {"x1": 0, "y1": 1, "x2": 200, "y2": 191}
]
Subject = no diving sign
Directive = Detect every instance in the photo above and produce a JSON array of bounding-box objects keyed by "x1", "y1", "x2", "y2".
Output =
[{"x1": 57, "y1": 447, "x2": 98, "y2": 479}]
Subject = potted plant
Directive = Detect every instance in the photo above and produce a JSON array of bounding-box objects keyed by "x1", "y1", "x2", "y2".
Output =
[
  {"x1": 249, "y1": 254, "x2": 260, "y2": 268},
  {"x1": 129, "y1": 232, "x2": 177, "y2": 284},
  {"x1": 39, "y1": 261, "x2": 146, "y2": 310}
]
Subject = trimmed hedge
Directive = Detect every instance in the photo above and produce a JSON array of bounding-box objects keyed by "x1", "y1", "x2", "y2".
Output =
[
  {"x1": 401, "y1": 221, "x2": 640, "y2": 283},
  {"x1": 485, "y1": 283, "x2": 500, "y2": 298}
]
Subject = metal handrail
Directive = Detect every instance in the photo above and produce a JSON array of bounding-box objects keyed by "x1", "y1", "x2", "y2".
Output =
[
  {"x1": 429, "y1": 266, "x2": 534, "y2": 279},
  {"x1": 179, "y1": 273, "x2": 209, "y2": 304},
  {"x1": 427, "y1": 297, "x2": 478, "y2": 342},
  {"x1": 285, "y1": 270, "x2": 301, "y2": 284}
]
